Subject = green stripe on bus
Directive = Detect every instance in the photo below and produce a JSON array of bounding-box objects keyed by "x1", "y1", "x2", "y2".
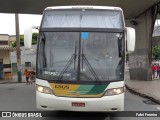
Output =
[
  {"x1": 71, "y1": 84, "x2": 109, "y2": 95},
  {"x1": 85, "y1": 84, "x2": 108, "y2": 94},
  {"x1": 71, "y1": 85, "x2": 94, "y2": 94}
]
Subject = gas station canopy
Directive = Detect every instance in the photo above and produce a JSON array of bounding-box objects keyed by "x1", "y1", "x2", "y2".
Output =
[{"x1": 0, "y1": 0, "x2": 160, "y2": 19}]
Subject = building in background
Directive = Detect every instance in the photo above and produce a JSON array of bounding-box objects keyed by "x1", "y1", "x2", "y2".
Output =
[
  {"x1": 10, "y1": 45, "x2": 37, "y2": 73},
  {"x1": 0, "y1": 34, "x2": 16, "y2": 79}
]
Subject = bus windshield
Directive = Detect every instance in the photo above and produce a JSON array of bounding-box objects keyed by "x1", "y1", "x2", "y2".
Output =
[
  {"x1": 37, "y1": 31, "x2": 124, "y2": 82},
  {"x1": 42, "y1": 9, "x2": 123, "y2": 29}
]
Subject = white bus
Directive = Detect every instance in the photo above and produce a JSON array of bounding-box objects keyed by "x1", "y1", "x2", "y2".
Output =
[{"x1": 35, "y1": 6, "x2": 135, "y2": 112}]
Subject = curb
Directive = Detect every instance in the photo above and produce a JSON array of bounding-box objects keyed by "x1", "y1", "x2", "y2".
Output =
[{"x1": 125, "y1": 84, "x2": 160, "y2": 105}]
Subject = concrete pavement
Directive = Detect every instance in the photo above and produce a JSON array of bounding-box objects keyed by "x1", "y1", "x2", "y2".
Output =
[
  {"x1": 125, "y1": 68, "x2": 160, "y2": 105},
  {"x1": 0, "y1": 75, "x2": 27, "y2": 84},
  {"x1": 125, "y1": 79, "x2": 160, "y2": 104}
]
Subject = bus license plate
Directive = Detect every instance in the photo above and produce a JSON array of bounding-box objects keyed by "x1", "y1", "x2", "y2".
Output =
[{"x1": 72, "y1": 102, "x2": 85, "y2": 107}]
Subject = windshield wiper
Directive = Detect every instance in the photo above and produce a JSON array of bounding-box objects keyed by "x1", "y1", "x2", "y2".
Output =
[
  {"x1": 81, "y1": 41, "x2": 100, "y2": 83},
  {"x1": 57, "y1": 41, "x2": 77, "y2": 81},
  {"x1": 82, "y1": 54, "x2": 101, "y2": 83}
]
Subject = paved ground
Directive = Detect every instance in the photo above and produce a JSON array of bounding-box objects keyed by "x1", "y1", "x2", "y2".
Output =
[
  {"x1": 0, "y1": 75, "x2": 30, "y2": 84},
  {"x1": 125, "y1": 69, "x2": 160, "y2": 105}
]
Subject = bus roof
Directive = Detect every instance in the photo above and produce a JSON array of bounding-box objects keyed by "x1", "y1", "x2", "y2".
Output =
[{"x1": 45, "y1": 6, "x2": 122, "y2": 11}]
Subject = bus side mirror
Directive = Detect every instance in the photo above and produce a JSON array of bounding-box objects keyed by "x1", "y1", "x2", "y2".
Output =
[
  {"x1": 126, "y1": 27, "x2": 135, "y2": 53},
  {"x1": 24, "y1": 26, "x2": 33, "y2": 49}
]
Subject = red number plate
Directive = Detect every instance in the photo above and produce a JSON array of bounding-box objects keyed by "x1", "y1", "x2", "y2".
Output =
[{"x1": 72, "y1": 102, "x2": 85, "y2": 107}]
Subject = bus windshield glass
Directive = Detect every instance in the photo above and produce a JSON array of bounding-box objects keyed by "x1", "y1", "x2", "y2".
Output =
[
  {"x1": 42, "y1": 9, "x2": 123, "y2": 29},
  {"x1": 37, "y1": 31, "x2": 124, "y2": 82}
]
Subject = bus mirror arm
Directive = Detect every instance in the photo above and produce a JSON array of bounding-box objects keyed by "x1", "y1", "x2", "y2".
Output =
[{"x1": 118, "y1": 39, "x2": 122, "y2": 58}]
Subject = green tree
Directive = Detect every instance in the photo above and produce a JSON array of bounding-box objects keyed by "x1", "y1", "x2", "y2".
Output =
[
  {"x1": 12, "y1": 42, "x2": 16, "y2": 47},
  {"x1": 126, "y1": 53, "x2": 129, "y2": 62},
  {"x1": 32, "y1": 33, "x2": 38, "y2": 45},
  {"x1": 152, "y1": 46, "x2": 160, "y2": 60},
  {"x1": 20, "y1": 35, "x2": 24, "y2": 46},
  {"x1": 11, "y1": 32, "x2": 38, "y2": 47}
]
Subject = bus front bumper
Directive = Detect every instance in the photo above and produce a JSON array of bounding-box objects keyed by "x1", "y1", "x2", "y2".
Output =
[{"x1": 36, "y1": 91, "x2": 124, "y2": 112}]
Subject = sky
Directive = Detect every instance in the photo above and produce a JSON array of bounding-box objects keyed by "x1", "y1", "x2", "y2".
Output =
[{"x1": 0, "y1": 13, "x2": 42, "y2": 35}]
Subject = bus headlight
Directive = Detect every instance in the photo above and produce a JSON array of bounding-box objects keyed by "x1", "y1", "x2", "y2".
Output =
[
  {"x1": 104, "y1": 87, "x2": 124, "y2": 96},
  {"x1": 36, "y1": 84, "x2": 53, "y2": 94}
]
